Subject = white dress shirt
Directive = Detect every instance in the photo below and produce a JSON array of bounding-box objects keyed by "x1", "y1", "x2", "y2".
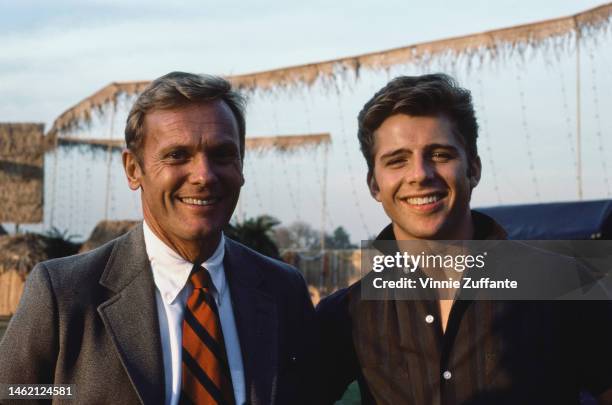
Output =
[{"x1": 143, "y1": 221, "x2": 246, "y2": 405}]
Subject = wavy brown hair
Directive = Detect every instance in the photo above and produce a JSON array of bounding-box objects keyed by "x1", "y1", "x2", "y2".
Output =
[
  {"x1": 357, "y1": 73, "x2": 478, "y2": 175},
  {"x1": 125, "y1": 71, "x2": 246, "y2": 163}
]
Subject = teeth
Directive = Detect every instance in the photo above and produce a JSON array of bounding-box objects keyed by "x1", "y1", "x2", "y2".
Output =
[
  {"x1": 407, "y1": 195, "x2": 441, "y2": 205},
  {"x1": 181, "y1": 197, "x2": 217, "y2": 206}
]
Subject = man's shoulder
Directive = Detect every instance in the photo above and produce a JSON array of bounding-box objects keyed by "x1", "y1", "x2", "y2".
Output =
[
  {"x1": 317, "y1": 277, "x2": 397, "y2": 324},
  {"x1": 38, "y1": 229, "x2": 136, "y2": 289},
  {"x1": 316, "y1": 281, "x2": 360, "y2": 320}
]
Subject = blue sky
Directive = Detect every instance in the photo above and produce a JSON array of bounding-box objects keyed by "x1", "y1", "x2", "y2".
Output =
[
  {"x1": 1, "y1": 0, "x2": 606, "y2": 126},
  {"x1": 1, "y1": 1, "x2": 610, "y2": 241}
]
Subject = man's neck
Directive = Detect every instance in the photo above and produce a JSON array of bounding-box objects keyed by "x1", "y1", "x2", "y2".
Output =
[
  {"x1": 441, "y1": 211, "x2": 475, "y2": 240},
  {"x1": 143, "y1": 219, "x2": 220, "y2": 264}
]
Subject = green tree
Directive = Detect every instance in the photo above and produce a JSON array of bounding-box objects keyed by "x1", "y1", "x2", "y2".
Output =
[
  {"x1": 325, "y1": 226, "x2": 357, "y2": 249},
  {"x1": 272, "y1": 223, "x2": 357, "y2": 250},
  {"x1": 272, "y1": 221, "x2": 320, "y2": 250},
  {"x1": 225, "y1": 215, "x2": 281, "y2": 259}
]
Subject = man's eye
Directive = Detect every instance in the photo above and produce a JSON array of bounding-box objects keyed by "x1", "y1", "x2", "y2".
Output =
[
  {"x1": 431, "y1": 152, "x2": 452, "y2": 162},
  {"x1": 167, "y1": 150, "x2": 188, "y2": 160},
  {"x1": 386, "y1": 158, "x2": 406, "y2": 167},
  {"x1": 215, "y1": 149, "x2": 239, "y2": 162}
]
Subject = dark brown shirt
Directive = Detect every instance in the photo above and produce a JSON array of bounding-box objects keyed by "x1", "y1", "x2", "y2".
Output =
[{"x1": 316, "y1": 212, "x2": 612, "y2": 404}]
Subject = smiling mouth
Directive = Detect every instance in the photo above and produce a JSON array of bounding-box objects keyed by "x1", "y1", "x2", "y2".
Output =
[
  {"x1": 403, "y1": 193, "x2": 446, "y2": 206},
  {"x1": 179, "y1": 197, "x2": 220, "y2": 206}
]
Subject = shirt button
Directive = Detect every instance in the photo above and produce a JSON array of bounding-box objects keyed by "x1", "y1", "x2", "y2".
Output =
[
  {"x1": 443, "y1": 370, "x2": 452, "y2": 380},
  {"x1": 425, "y1": 314, "x2": 435, "y2": 324},
  {"x1": 164, "y1": 292, "x2": 172, "y2": 301}
]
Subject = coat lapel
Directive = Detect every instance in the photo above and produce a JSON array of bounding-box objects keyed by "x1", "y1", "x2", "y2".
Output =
[
  {"x1": 224, "y1": 239, "x2": 278, "y2": 405},
  {"x1": 97, "y1": 225, "x2": 165, "y2": 405}
]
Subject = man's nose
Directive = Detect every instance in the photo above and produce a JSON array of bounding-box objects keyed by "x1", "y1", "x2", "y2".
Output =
[
  {"x1": 189, "y1": 154, "x2": 218, "y2": 185},
  {"x1": 406, "y1": 155, "x2": 434, "y2": 184}
]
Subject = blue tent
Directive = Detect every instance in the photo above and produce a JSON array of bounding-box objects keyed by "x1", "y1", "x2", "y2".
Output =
[{"x1": 477, "y1": 199, "x2": 612, "y2": 240}]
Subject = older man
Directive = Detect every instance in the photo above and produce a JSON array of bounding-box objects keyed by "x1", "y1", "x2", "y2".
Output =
[
  {"x1": 0, "y1": 72, "x2": 315, "y2": 405},
  {"x1": 317, "y1": 74, "x2": 612, "y2": 404}
]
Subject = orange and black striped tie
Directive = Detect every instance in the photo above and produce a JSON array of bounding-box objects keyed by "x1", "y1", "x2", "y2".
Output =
[{"x1": 181, "y1": 265, "x2": 235, "y2": 405}]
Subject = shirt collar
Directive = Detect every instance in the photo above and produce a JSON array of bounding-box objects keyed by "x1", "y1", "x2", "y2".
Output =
[{"x1": 143, "y1": 220, "x2": 227, "y2": 305}]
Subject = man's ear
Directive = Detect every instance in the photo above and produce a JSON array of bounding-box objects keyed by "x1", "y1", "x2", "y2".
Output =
[
  {"x1": 367, "y1": 171, "x2": 381, "y2": 202},
  {"x1": 469, "y1": 156, "x2": 482, "y2": 188},
  {"x1": 122, "y1": 149, "x2": 143, "y2": 190}
]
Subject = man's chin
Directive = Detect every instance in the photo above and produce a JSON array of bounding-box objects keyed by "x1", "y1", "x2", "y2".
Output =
[
  {"x1": 394, "y1": 221, "x2": 446, "y2": 240},
  {"x1": 173, "y1": 224, "x2": 223, "y2": 242}
]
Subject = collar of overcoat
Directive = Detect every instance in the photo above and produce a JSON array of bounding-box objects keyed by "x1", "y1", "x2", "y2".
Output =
[
  {"x1": 97, "y1": 224, "x2": 165, "y2": 405},
  {"x1": 96, "y1": 224, "x2": 278, "y2": 405}
]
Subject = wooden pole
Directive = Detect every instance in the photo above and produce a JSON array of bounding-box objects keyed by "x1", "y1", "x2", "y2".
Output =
[
  {"x1": 320, "y1": 142, "x2": 328, "y2": 281},
  {"x1": 49, "y1": 134, "x2": 59, "y2": 228},
  {"x1": 320, "y1": 143, "x2": 329, "y2": 252},
  {"x1": 104, "y1": 105, "x2": 117, "y2": 220},
  {"x1": 576, "y1": 23, "x2": 583, "y2": 200}
]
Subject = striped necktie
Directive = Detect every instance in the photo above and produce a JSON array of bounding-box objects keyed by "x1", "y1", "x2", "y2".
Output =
[{"x1": 181, "y1": 265, "x2": 235, "y2": 405}]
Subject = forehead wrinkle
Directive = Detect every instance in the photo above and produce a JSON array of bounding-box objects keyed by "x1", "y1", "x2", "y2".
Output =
[
  {"x1": 140, "y1": 101, "x2": 241, "y2": 168},
  {"x1": 146, "y1": 114, "x2": 233, "y2": 148},
  {"x1": 375, "y1": 116, "x2": 464, "y2": 153}
]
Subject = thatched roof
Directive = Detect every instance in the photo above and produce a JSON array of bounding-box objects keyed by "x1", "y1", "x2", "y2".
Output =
[
  {"x1": 0, "y1": 232, "x2": 81, "y2": 276},
  {"x1": 80, "y1": 220, "x2": 139, "y2": 252},
  {"x1": 47, "y1": 3, "x2": 612, "y2": 138},
  {"x1": 0, "y1": 234, "x2": 53, "y2": 276},
  {"x1": 50, "y1": 133, "x2": 332, "y2": 155},
  {"x1": 0, "y1": 123, "x2": 44, "y2": 223},
  {"x1": 246, "y1": 133, "x2": 330, "y2": 155},
  {"x1": 51, "y1": 136, "x2": 123, "y2": 152}
]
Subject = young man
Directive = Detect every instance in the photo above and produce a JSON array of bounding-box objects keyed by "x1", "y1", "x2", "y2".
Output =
[
  {"x1": 0, "y1": 72, "x2": 315, "y2": 405},
  {"x1": 317, "y1": 74, "x2": 612, "y2": 404}
]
